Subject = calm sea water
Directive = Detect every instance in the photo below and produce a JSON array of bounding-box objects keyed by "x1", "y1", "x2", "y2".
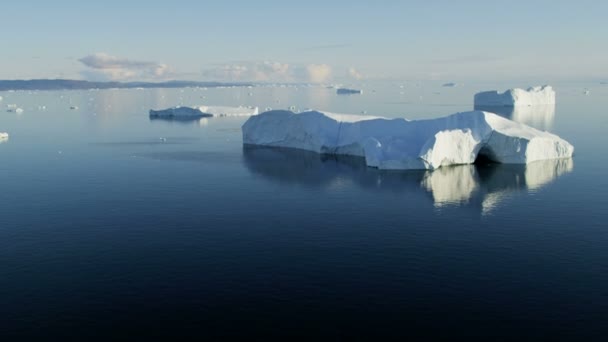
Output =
[{"x1": 1, "y1": 82, "x2": 607, "y2": 340}]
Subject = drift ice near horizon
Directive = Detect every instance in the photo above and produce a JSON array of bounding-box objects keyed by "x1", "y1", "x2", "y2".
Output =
[
  {"x1": 149, "y1": 105, "x2": 259, "y2": 118},
  {"x1": 474, "y1": 85, "x2": 555, "y2": 107},
  {"x1": 242, "y1": 110, "x2": 574, "y2": 171}
]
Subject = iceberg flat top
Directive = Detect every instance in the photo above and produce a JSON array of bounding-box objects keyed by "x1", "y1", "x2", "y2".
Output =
[
  {"x1": 242, "y1": 109, "x2": 573, "y2": 170},
  {"x1": 150, "y1": 105, "x2": 258, "y2": 118},
  {"x1": 474, "y1": 85, "x2": 555, "y2": 106}
]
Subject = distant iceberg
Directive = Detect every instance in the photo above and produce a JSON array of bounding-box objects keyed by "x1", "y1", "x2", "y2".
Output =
[
  {"x1": 6, "y1": 103, "x2": 23, "y2": 113},
  {"x1": 474, "y1": 85, "x2": 555, "y2": 106},
  {"x1": 150, "y1": 105, "x2": 258, "y2": 118},
  {"x1": 336, "y1": 88, "x2": 362, "y2": 95},
  {"x1": 242, "y1": 109, "x2": 574, "y2": 170},
  {"x1": 0, "y1": 132, "x2": 8, "y2": 141},
  {"x1": 442, "y1": 82, "x2": 458, "y2": 87},
  {"x1": 150, "y1": 106, "x2": 212, "y2": 118}
]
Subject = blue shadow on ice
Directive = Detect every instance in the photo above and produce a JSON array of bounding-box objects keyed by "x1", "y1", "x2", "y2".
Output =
[{"x1": 474, "y1": 104, "x2": 556, "y2": 131}]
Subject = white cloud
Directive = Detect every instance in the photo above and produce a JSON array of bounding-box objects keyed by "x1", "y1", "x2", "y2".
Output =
[
  {"x1": 78, "y1": 53, "x2": 174, "y2": 81},
  {"x1": 305, "y1": 64, "x2": 332, "y2": 83},
  {"x1": 348, "y1": 67, "x2": 363, "y2": 80},
  {"x1": 204, "y1": 61, "x2": 334, "y2": 83},
  {"x1": 205, "y1": 61, "x2": 291, "y2": 82}
]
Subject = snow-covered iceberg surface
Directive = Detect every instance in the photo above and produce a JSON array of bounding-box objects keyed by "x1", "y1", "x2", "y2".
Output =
[
  {"x1": 474, "y1": 85, "x2": 555, "y2": 106},
  {"x1": 242, "y1": 110, "x2": 574, "y2": 170},
  {"x1": 336, "y1": 88, "x2": 362, "y2": 95},
  {"x1": 149, "y1": 105, "x2": 258, "y2": 118}
]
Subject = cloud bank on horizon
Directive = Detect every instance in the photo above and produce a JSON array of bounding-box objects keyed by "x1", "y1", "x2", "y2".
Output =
[
  {"x1": 79, "y1": 53, "x2": 360, "y2": 83},
  {"x1": 78, "y1": 53, "x2": 173, "y2": 81}
]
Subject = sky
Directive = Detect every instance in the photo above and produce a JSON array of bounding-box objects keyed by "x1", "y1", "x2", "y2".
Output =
[{"x1": 1, "y1": 0, "x2": 606, "y2": 83}]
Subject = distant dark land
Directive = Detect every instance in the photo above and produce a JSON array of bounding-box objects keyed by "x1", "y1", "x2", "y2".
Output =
[{"x1": 0, "y1": 79, "x2": 253, "y2": 91}]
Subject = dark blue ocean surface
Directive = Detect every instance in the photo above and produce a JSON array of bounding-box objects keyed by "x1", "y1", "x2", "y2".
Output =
[{"x1": 1, "y1": 83, "x2": 607, "y2": 340}]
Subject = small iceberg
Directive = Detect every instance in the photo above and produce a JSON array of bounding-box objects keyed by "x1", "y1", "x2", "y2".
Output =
[
  {"x1": 150, "y1": 106, "x2": 212, "y2": 118},
  {"x1": 7, "y1": 106, "x2": 24, "y2": 113},
  {"x1": 149, "y1": 105, "x2": 258, "y2": 118},
  {"x1": 336, "y1": 88, "x2": 362, "y2": 95},
  {"x1": 442, "y1": 82, "x2": 458, "y2": 87},
  {"x1": 474, "y1": 85, "x2": 555, "y2": 106},
  {"x1": 0, "y1": 132, "x2": 8, "y2": 141},
  {"x1": 242, "y1": 109, "x2": 574, "y2": 171}
]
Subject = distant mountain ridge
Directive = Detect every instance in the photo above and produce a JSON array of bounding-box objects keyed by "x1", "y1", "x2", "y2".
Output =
[{"x1": 0, "y1": 79, "x2": 253, "y2": 91}]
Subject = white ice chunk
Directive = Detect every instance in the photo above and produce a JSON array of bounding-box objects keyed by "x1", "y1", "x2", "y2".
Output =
[
  {"x1": 0, "y1": 132, "x2": 8, "y2": 141},
  {"x1": 242, "y1": 109, "x2": 574, "y2": 170},
  {"x1": 474, "y1": 85, "x2": 555, "y2": 106}
]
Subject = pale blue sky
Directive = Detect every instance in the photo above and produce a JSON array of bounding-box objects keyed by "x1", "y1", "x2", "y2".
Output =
[{"x1": 1, "y1": 0, "x2": 606, "y2": 82}]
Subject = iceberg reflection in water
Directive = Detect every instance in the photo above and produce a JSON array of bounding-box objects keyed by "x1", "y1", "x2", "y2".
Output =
[
  {"x1": 474, "y1": 104, "x2": 556, "y2": 131},
  {"x1": 149, "y1": 115, "x2": 210, "y2": 126},
  {"x1": 243, "y1": 145, "x2": 573, "y2": 214}
]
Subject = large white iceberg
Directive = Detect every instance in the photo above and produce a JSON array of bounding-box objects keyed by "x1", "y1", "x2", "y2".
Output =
[
  {"x1": 242, "y1": 110, "x2": 574, "y2": 170},
  {"x1": 150, "y1": 105, "x2": 258, "y2": 118},
  {"x1": 474, "y1": 85, "x2": 555, "y2": 106}
]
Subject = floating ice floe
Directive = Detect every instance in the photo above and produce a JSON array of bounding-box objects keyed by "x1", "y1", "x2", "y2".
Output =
[
  {"x1": 474, "y1": 85, "x2": 555, "y2": 106},
  {"x1": 336, "y1": 88, "x2": 362, "y2": 95},
  {"x1": 149, "y1": 105, "x2": 258, "y2": 118},
  {"x1": 7, "y1": 105, "x2": 24, "y2": 113},
  {"x1": 0, "y1": 132, "x2": 8, "y2": 141},
  {"x1": 242, "y1": 110, "x2": 574, "y2": 170}
]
